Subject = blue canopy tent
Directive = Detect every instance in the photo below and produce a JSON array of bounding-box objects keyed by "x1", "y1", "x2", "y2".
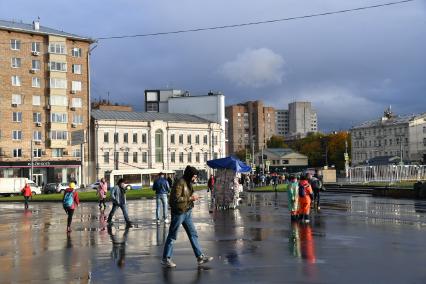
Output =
[{"x1": 207, "y1": 156, "x2": 252, "y2": 173}]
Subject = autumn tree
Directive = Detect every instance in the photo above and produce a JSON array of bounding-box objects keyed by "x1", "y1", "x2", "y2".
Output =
[{"x1": 266, "y1": 135, "x2": 288, "y2": 148}]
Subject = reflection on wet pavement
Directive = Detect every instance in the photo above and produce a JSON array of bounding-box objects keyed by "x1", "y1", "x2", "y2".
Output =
[{"x1": 0, "y1": 191, "x2": 426, "y2": 283}]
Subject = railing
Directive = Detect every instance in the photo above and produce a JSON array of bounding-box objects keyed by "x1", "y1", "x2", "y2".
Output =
[{"x1": 348, "y1": 165, "x2": 426, "y2": 183}]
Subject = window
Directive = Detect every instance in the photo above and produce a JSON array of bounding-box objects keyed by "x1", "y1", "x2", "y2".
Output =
[
  {"x1": 133, "y1": 152, "x2": 138, "y2": 163},
  {"x1": 11, "y1": 57, "x2": 21, "y2": 68},
  {"x1": 203, "y1": 135, "x2": 208, "y2": 145},
  {"x1": 179, "y1": 134, "x2": 184, "y2": 144},
  {"x1": 114, "y1": 133, "x2": 119, "y2": 143},
  {"x1": 124, "y1": 152, "x2": 129, "y2": 163},
  {"x1": 71, "y1": 81, "x2": 82, "y2": 92},
  {"x1": 142, "y1": 152, "x2": 147, "y2": 163},
  {"x1": 49, "y1": 61, "x2": 67, "y2": 72},
  {"x1": 171, "y1": 152, "x2": 175, "y2": 163},
  {"x1": 32, "y1": 96, "x2": 41, "y2": 106},
  {"x1": 133, "y1": 133, "x2": 138, "y2": 143},
  {"x1": 12, "y1": 112, "x2": 22, "y2": 122},
  {"x1": 50, "y1": 130, "x2": 68, "y2": 140},
  {"x1": 33, "y1": 112, "x2": 41, "y2": 123},
  {"x1": 424, "y1": 138, "x2": 426, "y2": 147},
  {"x1": 213, "y1": 152, "x2": 218, "y2": 159},
  {"x1": 72, "y1": 114, "x2": 83, "y2": 124},
  {"x1": 142, "y1": 133, "x2": 147, "y2": 143},
  {"x1": 32, "y1": 60, "x2": 41, "y2": 70},
  {"x1": 13, "y1": 130, "x2": 22, "y2": 140},
  {"x1": 10, "y1": 39, "x2": 21, "y2": 50},
  {"x1": 31, "y1": 42, "x2": 41, "y2": 52},
  {"x1": 13, "y1": 149, "x2": 22, "y2": 158},
  {"x1": 49, "y1": 78, "x2": 67, "y2": 89},
  {"x1": 196, "y1": 152, "x2": 200, "y2": 163},
  {"x1": 146, "y1": 102, "x2": 158, "y2": 112},
  {"x1": 33, "y1": 131, "x2": 42, "y2": 141},
  {"x1": 72, "y1": 64, "x2": 82, "y2": 74},
  {"x1": 213, "y1": 135, "x2": 218, "y2": 145},
  {"x1": 11, "y1": 76, "x2": 21, "y2": 86},
  {"x1": 71, "y1": 98, "x2": 82, "y2": 108},
  {"x1": 52, "y1": 149, "x2": 63, "y2": 157},
  {"x1": 33, "y1": 149, "x2": 42, "y2": 158},
  {"x1": 170, "y1": 134, "x2": 175, "y2": 144},
  {"x1": 104, "y1": 132, "x2": 109, "y2": 143},
  {"x1": 123, "y1": 133, "x2": 128, "y2": 143},
  {"x1": 155, "y1": 130, "x2": 163, "y2": 163},
  {"x1": 187, "y1": 135, "x2": 192, "y2": 144},
  {"x1": 188, "y1": 152, "x2": 192, "y2": 163},
  {"x1": 49, "y1": 43, "x2": 66, "y2": 54},
  {"x1": 72, "y1": 148, "x2": 81, "y2": 158},
  {"x1": 195, "y1": 135, "x2": 200, "y2": 144},
  {"x1": 51, "y1": 113, "x2": 67, "y2": 123},
  {"x1": 50, "y1": 95, "x2": 68, "y2": 106},
  {"x1": 32, "y1": 77, "x2": 41, "y2": 88},
  {"x1": 104, "y1": 152, "x2": 109, "y2": 164},
  {"x1": 179, "y1": 152, "x2": 184, "y2": 163},
  {"x1": 72, "y1": 47, "x2": 82, "y2": 57}
]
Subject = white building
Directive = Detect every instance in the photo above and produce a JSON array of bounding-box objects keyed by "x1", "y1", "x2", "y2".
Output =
[
  {"x1": 144, "y1": 89, "x2": 226, "y2": 156},
  {"x1": 91, "y1": 110, "x2": 224, "y2": 182},
  {"x1": 351, "y1": 108, "x2": 426, "y2": 165},
  {"x1": 276, "y1": 102, "x2": 318, "y2": 139}
]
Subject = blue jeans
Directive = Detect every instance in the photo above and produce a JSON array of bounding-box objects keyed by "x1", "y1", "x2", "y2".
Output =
[
  {"x1": 162, "y1": 209, "x2": 203, "y2": 259},
  {"x1": 108, "y1": 203, "x2": 130, "y2": 224},
  {"x1": 156, "y1": 194, "x2": 168, "y2": 220}
]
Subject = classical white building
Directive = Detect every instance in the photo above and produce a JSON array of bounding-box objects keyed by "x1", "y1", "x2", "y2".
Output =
[
  {"x1": 351, "y1": 109, "x2": 426, "y2": 165},
  {"x1": 91, "y1": 110, "x2": 224, "y2": 182}
]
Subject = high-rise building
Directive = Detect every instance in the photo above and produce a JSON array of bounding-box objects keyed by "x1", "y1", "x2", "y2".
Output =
[
  {"x1": 276, "y1": 102, "x2": 318, "y2": 139},
  {"x1": 0, "y1": 19, "x2": 93, "y2": 186},
  {"x1": 226, "y1": 101, "x2": 276, "y2": 154}
]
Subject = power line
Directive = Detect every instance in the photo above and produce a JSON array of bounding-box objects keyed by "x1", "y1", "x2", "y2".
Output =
[{"x1": 96, "y1": 0, "x2": 415, "y2": 40}]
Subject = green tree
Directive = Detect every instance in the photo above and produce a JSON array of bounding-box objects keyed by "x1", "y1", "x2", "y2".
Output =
[{"x1": 267, "y1": 135, "x2": 288, "y2": 148}]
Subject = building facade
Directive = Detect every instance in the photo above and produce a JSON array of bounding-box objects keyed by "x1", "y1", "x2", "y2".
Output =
[
  {"x1": 226, "y1": 100, "x2": 276, "y2": 155},
  {"x1": 350, "y1": 108, "x2": 426, "y2": 165},
  {"x1": 91, "y1": 110, "x2": 224, "y2": 182},
  {"x1": 254, "y1": 148, "x2": 308, "y2": 173},
  {"x1": 0, "y1": 19, "x2": 93, "y2": 186},
  {"x1": 276, "y1": 102, "x2": 318, "y2": 139}
]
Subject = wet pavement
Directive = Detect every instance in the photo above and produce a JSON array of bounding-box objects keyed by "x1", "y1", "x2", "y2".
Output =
[{"x1": 1, "y1": 191, "x2": 426, "y2": 283}]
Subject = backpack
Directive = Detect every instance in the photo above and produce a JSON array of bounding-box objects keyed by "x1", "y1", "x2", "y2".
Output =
[
  {"x1": 311, "y1": 178, "x2": 322, "y2": 190},
  {"x1": 298, "y1": 184, "x2": 306, "y2": 197},
  {"x1": 63, "y1": 191, "x2": 74, "y2": 208}
]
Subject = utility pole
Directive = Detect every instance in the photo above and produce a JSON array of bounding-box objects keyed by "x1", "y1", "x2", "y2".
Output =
[
  {"x1": 30, "y1": 140, "x2": 33, "y2": 181},
  {"x1": 344, "y1": 139, "x2": 349, "y2": 178}
]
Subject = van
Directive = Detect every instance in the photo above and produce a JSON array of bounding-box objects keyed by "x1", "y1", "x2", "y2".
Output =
[{"x1": 0, "y1": 178, "x2": 42, "y2": 196}]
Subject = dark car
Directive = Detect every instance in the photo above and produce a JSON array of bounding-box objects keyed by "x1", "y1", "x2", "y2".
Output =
[{"x1": 44, "y1": 183, "x2": 58, "y2": 194}]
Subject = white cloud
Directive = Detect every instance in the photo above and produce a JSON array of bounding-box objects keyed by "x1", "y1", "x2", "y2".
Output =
[{"x1": 219, "y1": 48, "x2": 285, "y2": 88}]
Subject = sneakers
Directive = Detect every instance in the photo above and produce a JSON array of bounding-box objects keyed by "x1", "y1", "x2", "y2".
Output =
[
  {"x1": 126, "y1": 222, "x2": 134, "y2": 228},
  {"x1": 197, "y1": 254, "x2": 213, "y2": 265},
  {"x1": 164, "y1": 218, "x2": 170, "y2": 224},
  {"x1": 161, "y1": 258, "x2": 177, "y2": 268}
]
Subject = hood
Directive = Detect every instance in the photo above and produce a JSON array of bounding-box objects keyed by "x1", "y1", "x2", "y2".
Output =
[
  {"x1": 183, "y1": 165, "x2": 199, "y2": 183},
  {"x1": 65, "y1": 188, "x2": 74, "y2": 192},
  {"x1": 300, "y1": 180, "x2": 309, "y2": 186}
]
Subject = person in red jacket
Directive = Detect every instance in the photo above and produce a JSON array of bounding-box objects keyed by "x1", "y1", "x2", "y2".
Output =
[
  {"x1": 63, "y1": 182, "x2": 80, "y2": 233},
  {"x1": 298, "y1": 175, "x2": 314, "y2": 223},
  {"x1": 21, "y1": 183, "x2": 32, "y2": 209}
]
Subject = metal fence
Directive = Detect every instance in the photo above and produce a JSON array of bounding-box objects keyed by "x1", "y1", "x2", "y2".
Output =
[{"x1": 348, "y1": 165, "x2": 426, "y2": 184}]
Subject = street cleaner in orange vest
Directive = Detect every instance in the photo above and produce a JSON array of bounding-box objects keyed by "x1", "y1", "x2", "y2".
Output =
[{"x1": 298, "y1": 175, "x2": 314, "y2": 223}]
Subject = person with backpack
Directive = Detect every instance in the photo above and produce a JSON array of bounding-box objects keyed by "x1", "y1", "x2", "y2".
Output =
[
  {"x1": 107, "y1": 178, "x2": 133, "y2": 228},
  {"x1": 21, "y1": 183, "x2": 32, "y2": 209},
  {"x1": 97, "y1": 178, "x2": 108, "y2": 211},
  {"x1": 152, "y1": 172, "x2": 170, "y2": 223},
  {"x1": 287, "y1": 175, "x2": 299, "y2": 221},
  {"x1": 308, "y1": 172, "x2": 322, "y2": 210},
  {"x1": 63, "y1": 182, "x2": 80, "y2": 233},
  {"x1": 298, "y1": 175, "x2": 313, "y2": 223}
]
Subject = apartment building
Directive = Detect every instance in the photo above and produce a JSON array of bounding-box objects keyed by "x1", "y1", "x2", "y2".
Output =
[
  {"x1": 351, "y1": 108, "x2": 426, "y2": 165},
  {"x1": 226, "y1": 100, "x2": 276, "y2": 154},
  {"x1": 91, "y1": 110, "x2": 224, "y2": 182},
  {"x1": 0, "y1": 19, "x2": 93, "y2": 186},
  {"x1": 276, "y1": 102, "x2": 318, "y2": 139}
]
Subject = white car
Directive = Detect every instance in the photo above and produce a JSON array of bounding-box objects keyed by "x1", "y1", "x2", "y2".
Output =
[{"x1": 56, "y1": 182, "x2": 80, "y2": 193}]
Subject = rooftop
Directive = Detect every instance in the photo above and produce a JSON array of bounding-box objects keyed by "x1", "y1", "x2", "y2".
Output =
[
  {"x1": 0, "y1": 19, "x2": 94, "y2": 42},
  {"x1": 264, "y1": 148, "x2": 295, "y2": 156},
  {"x1": 352, "y1": 113, "x2": 426, "y2": 129},
  {"x1": 91, "y1": 109, "x2": 213, "y2": 124}
]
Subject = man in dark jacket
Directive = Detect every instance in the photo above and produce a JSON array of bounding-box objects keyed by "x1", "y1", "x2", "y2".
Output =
[
  {"x1": 107, "y1": 178, "x2": 133, "y2": 227},
  {"x1": 161, "y1": 166, "x2": 213, "y2": 268},
  {"x1": 152, "y1": 172, "x2": 170, "y2": 223}
]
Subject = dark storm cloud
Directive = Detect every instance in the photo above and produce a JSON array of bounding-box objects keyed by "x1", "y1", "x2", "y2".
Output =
[{"x1": 0, "y1": 0, "x2": 424, "y2": 131}]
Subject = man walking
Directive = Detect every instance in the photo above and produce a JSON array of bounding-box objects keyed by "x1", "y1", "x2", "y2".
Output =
[
  {"x1": 308, "y1": 172, "x2": 322, "y2": 210},
  {"x1": 152, "y1": 172, "x2": 170, "y2": 223},
  {"x1": 162, "y1": 166, "x2": 213, "y2": 268},
  {"x1": 107, "y1": 178, "x2": 133, "y2": 227}
]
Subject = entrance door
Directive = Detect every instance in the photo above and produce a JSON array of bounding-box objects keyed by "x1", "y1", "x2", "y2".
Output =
[{"x1": 32, "y1": 174, "x2": 43, "y2": 187}]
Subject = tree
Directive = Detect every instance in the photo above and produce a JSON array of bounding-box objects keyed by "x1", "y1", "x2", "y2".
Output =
[
  {"x1": 234, "y1": 149, "x2": 247, "y2": 162},
  {"x1": 267, "y1": 135, "x2": 288, "y2": 148}
]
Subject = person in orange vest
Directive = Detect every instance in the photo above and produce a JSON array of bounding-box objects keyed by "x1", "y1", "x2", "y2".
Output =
[
  {"x1": 298, "y1": 175, "x2": 314, "y2": 223},
  {"x1": 21, "y1": 183, "x2": 32, "y2": 209}
]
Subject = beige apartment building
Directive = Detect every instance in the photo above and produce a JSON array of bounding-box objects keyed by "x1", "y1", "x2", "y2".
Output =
[
  {"x1": 0, "y1": 19, "x2": 93, "y2": 186},
  {"x1": 226, "y1": 100, "x2": 276, "y2": 155}
]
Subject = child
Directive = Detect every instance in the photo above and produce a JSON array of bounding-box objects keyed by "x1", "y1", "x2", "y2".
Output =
[
  {"x1": 287, "y1": 175, "x2": 299, "y2": 221},
  {"x1": 21, "y1": 183, "x2": 32, "y2": 209},
  {"x1": 298, "y1": 175, "x2": 314, "y2": 223},
  {"x1": 63, "y1": 182, "x2": 80, "y2": 233}
]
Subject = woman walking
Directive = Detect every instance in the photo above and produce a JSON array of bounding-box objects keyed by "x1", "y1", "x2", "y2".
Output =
[
  {"x1": 287, "y1": 175, "x2": 299, "y2": 222},
  {"x1": 63, "y1": 182, "x2": 80, "y2": 233}
]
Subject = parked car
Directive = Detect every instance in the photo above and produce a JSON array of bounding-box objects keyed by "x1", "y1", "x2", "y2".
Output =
[
  {"x1": 88, "y1": 182, "x2": 100, "y2": 190},
  {"x1": 43, "y1": 183, "x2": 58, "y2": 194}
]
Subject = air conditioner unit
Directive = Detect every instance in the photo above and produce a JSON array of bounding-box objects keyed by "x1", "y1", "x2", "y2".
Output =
[
  {"x1": 36, "y1": 122, "x2": 42, "y2": 127},
  {"x1": 46, "y1": 105, "x2": 51, "y2": 110},
  {"x1": 71, "y1": 123, "x2": 77, "y2": 128},
  {"x1": 70, "y1": 107, "x2": 76, "y2": 111},
  {"x1": 30, "y1": 69, "x2": 36, "y2": 73},
  {"x1": 11, "y1": 103, "x2": 18, "y2": 107},
  {"x1": 32, "y1": 51, "x2": 40, "y2": 56},
  {"x1": 63, "y1": 151, "x2": 68, "y2": 155},
  {"x1": 70, "y1": 90, "x2": 77, "y2": 94},
  {"x1": 34, "y1": 141, "x2": 41, "y2": 145}
]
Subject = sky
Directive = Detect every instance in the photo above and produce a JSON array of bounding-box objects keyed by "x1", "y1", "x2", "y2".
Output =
[{"x1": 1, "y1": 0, "x2": 425, "y2": 132}]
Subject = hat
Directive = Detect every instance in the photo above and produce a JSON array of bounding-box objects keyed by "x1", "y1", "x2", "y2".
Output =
[
  {"x1": 183, "y1": 165, "x2": 199, "y2": 182},
  {"x1": 69, "y1": 182, "x2": 76, "y2": 189}
]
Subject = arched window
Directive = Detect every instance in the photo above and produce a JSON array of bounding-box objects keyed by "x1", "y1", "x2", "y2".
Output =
[{"x1": 155, "y1": 129, "x2": 163, "y2": 163}]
